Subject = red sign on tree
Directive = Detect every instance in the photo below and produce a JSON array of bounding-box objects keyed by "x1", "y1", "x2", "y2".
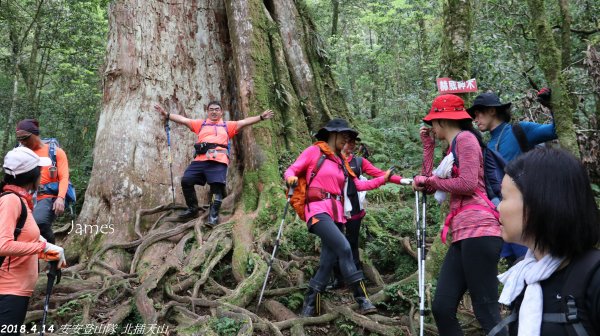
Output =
[{"x1": 436, "y1": 78, "x2": 478, "y2": 94}]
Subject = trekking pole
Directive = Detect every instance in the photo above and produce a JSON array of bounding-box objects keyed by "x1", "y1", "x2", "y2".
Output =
[
  {"x1": 256, "y1": 185, "x2": 295, "y2": 311},
  {"x1": 418, "y1": 192, "x2": 427, "y2": 336},
  {"x1": 40, "y1": 262, "x2": 60, "y2": 336},
  {"x1": 164, "y1": 117, "x2": 176, "y2": 204}
]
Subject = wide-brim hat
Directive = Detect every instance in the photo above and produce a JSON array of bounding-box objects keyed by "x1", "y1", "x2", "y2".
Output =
[
  {"x1": 466, "y1": 92, "x2": 512, "y2": 116},
  {"x1": 423, "y1": 94, "x2": 471, "y2": 125},
  {"x1": 314, "y1": 118, "x2": 358, "y2": 141},
  {"x1": 3, "y1": 147, "x2": 52, "y2": 177}
]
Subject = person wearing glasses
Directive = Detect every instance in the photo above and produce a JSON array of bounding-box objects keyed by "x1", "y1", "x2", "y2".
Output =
[{"x1": 155, "y1": 101, "x2": 274, "y2": 225}]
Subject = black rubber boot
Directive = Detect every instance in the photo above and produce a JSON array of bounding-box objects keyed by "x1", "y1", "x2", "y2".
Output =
[
  {"x1": 300, "y1": 287, "x2": 321, "y2": 317},
  {"x1": 178, "y1": 184, "x2": 199, "y2": 220},
  {"x1": 206, "y1": 193, "x2": 223, "y2": 226},
  {"x1": 352, "y1": 280, "x2": 377, "y2": 315}
]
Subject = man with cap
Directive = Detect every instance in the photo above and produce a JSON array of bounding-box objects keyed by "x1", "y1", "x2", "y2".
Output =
[
  {"x1": 468, "y1": 90, "x2": 556, "y2": 162},
  {"x1": 154, "y1": 101, "x2": 274, "y2": 225},
  {"x1": 467, "y1": 91, "x2": 557, "y2": 263},
  {"x1": 16, "y1": 119, "x2": 70, "y2": 244}
]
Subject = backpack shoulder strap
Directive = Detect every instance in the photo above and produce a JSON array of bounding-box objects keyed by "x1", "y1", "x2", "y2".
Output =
[
  {"x1": 451, "y1": 131, "x2": 463, "y2": 167},
  {"x1": 0, "y1": 192, "x2": 27, "y2": 268},
  {"x1": 512, "y1": 122, "x2": 532, "y2": 153},
  {"x1": 309, "y1": 153, "x2": 327, "y2": 184},
  {"x1": 537, "y1": 250, "x2": 600, "y2": 336},
  {"x1": 48, "y1": 140, "x2": 57, "y2": 166},
  {"x1": 557, "y1": 249, "x2": 600, "y2": 336},
  {"x1": 355, "y1": 157, "x2": 363, "y2": 177}
]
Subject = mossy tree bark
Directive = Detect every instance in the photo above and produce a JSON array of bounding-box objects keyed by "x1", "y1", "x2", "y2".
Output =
[
  {"x1": 440, "y1": 0, "x2": 472, "y2": 80},
  {"x1": 526, "y1": 0, "x2": 579, "y2": 154}
]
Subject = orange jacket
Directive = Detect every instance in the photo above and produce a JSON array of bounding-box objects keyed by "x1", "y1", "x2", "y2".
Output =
[
  {"x1": 0, "y1": 193, "x2": 46, "y2": 297},
  {"x1": 33, "y1": 143, "x2": 69, "y2": 200},
  {"x1": 188, "y1": 119, "x2": 239, "y2": 165}
]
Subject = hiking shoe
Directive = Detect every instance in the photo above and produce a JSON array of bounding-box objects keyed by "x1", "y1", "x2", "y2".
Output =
[
  {"x1": 355, "y1": 297, "x2": 377, "y2": 315},
  {"x1": 177, "y1": 208, "x2": 199, "y2": 221},
  {"x1": 206, "y1": 215, "x2": 219, "y2": 226}
]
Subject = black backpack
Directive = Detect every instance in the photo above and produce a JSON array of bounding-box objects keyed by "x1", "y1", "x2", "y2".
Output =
[
  {"x1": 512, "y1": 123, "x2": 533, "y2": 153},
  {"x1": 0, "y1": 192, "x2": 28, "y2": 269},
  {"x1": 451, "y1": 132, "x2": 507, "y2": 206},
  {"x1": 488, "y1": 249, "x2": 600, "y2": 336}
]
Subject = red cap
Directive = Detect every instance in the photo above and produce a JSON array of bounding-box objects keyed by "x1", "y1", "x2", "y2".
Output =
[{"x1": 423, "y1": 94, "x2": 471, "y2": 125}]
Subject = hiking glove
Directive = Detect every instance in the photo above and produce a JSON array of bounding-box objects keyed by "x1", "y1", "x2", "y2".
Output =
[
  {"x1": 536, "y1": 87, "x2": 551, "y2": 107},
  {"x1": 39, "y1": 242, "x2": 67, "y2": 268},
  {"x1": 286, "y1": 176, "x2": 298, "y2": 187}
]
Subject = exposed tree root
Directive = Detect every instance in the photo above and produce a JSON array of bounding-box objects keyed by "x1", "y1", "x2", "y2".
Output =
[{"x1": 27, "y1": 203, "x2": 459, "y2": 335}]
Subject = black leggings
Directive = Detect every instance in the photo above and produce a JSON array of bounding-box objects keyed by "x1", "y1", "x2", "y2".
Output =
[
  {"x1": 432, "y1": 236, "x2": 505, "y2": 336},
  {"x1": 308, "y1": 213, "x2": 363, "y2": 290},
  {"x1": 345, "y1": 217, "x2": 362, "y2": 269},
  {"x1": 0, "y1": 295, "x2": 30, "y2": 336}
]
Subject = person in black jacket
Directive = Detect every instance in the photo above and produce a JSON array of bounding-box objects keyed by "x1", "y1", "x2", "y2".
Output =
[{"x1": 495, "y1": 147, "x2": 600, "y2": 335}]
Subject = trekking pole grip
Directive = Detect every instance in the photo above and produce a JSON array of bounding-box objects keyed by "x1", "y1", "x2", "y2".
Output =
[{"x1": 287, "y1": 184, "x2": 296, "y2": 197}]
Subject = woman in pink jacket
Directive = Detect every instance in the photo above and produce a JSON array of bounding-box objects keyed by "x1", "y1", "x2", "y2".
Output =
[
  {"x1": 285, "y1": 119, "x2": 392, "y2": 317},
  {"x1": 413, "y1": 95, "x2": 505, "y2": 335},
  {"x1": 1, "y1": 147, "x2": 67, "y2": 335},
  {"x1": 327, "y1": 136, "x2": 405, "y2": 289}
]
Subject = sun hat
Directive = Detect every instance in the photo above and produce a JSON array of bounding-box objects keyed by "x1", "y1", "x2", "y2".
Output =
[
  {"x1": 422, "y1": 94, "x2": 471, "y2": 125},
  {"x1": 314, "y1": 118, "x2": 359, "y2": 141},
  {"x1": 466, "y1": 92, "x2": 512, "y2": 117}
]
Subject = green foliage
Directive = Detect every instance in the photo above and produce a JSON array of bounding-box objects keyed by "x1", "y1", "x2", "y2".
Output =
[
  {"x1": 210, "y1": 316, "x2": 243, "y2": 335},
  {"x1": 0, "y1": 0, "x2": 108, "y2": 214},
  {"x1": 278, "y1": 219, "x2": 318, "y2": 257},
  {"x1": 277, "y1": 290, "x2": 305, "y2": 311},
  {"x1": 335, "y1": 317, "x2": 360, "y2": 336}
]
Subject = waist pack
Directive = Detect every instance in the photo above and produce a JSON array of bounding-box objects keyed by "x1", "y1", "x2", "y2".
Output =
[
  {"x1": 194, "y1": 142, "x2": 224, "y2": 156},
  {"x1": 306, "y1": 187, "x2": 342, "y2": 202},
  {"x1": 39, "y1": 182, "x2": 76, "y2": 206},
  {"x1": 288, "y1": 142, "x2": 357, "y2": 221}
]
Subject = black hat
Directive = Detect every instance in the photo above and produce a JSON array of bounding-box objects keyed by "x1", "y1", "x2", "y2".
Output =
[
  {"x1": 466, "y1": 92, "x2": 512, "y2": 116},
  {"x1": 314, "y1": 118, "x2": 358, "y2": 141}
]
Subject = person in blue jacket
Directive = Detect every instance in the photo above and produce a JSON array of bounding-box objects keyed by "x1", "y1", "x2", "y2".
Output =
[{"x1": 467, "y1": 90, "x2": 557, "y2": 264}]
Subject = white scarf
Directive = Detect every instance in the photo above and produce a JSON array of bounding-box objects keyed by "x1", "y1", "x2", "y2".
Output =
[
  {"x1": 433, "y1": 152, "x2": 455, "y2": 203},
  {"x1": 497, "y1": 250, "x2": 564, "y2": 336}
]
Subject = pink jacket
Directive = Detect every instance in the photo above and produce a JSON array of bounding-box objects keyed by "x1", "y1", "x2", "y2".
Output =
[
  {"x1": 285, "y1": 145, "x2": 386, "y2": 224},
  {"x1": 421, "y1": 131, "x2": 501, "y2": 242}
]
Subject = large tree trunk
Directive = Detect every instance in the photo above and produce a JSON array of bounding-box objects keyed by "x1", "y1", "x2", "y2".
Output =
[
  {"x1": 63, "y1": 0, "x2": 395, "y2": 333},
  {"x1": 526, "y1": 0, "x2": 579, "y2": 154},
  {"x1": 440, "y1": 0, "x2": 472, "y2": 80}
]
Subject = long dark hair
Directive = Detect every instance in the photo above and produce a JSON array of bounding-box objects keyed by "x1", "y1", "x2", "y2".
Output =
[{"x1": 0, "y1": 167, "x2": 41, "y2": 190}]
